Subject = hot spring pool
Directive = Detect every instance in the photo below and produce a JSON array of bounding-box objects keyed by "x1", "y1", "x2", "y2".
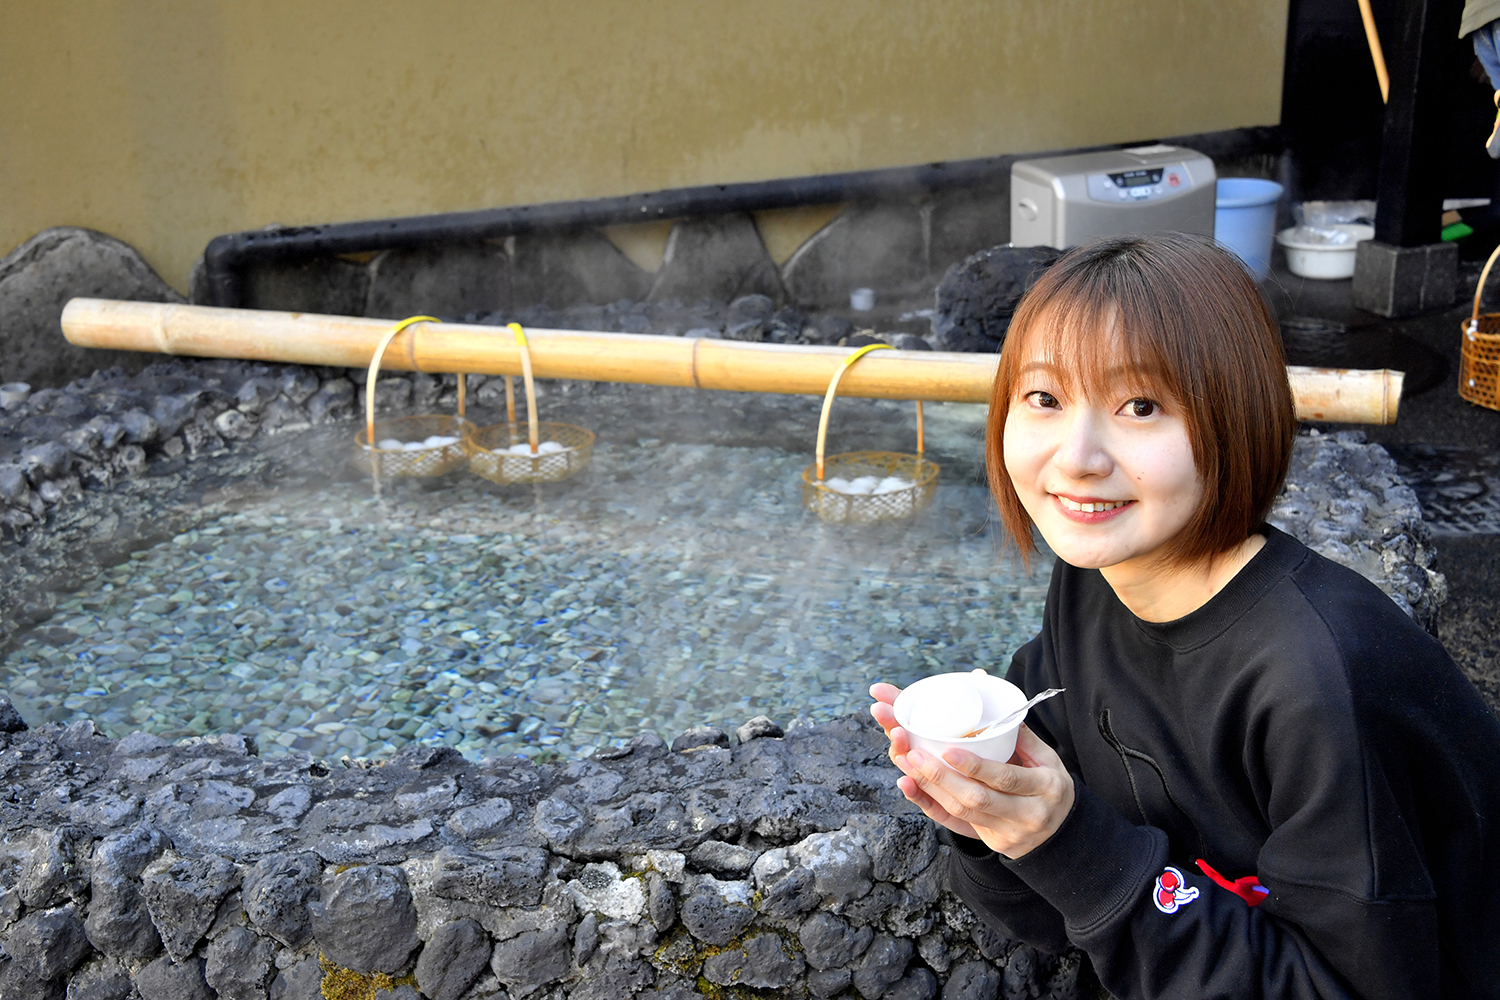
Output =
[{"x1": 0, "y1": 386, "x2": 1050, "y2": 760}]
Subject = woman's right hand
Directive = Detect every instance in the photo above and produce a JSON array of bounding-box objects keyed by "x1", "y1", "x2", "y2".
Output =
[{"x1": 869, "y1": 683, "x2": 981, "y2": 841}]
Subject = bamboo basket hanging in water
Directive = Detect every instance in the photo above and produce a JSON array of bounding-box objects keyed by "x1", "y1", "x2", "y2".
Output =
[
  {"x1": 802, "y1": 343, "x2": 939, "y2": 523},
  {"x1": 468, "y1": 323, "x2": 595, "y2": 484},
  {"x1": 352, "y1": 315, "x2": 474, "y2": 477},
  {"x1": 1461, "y1": 242, "x2": 1500, "y2": 412}
]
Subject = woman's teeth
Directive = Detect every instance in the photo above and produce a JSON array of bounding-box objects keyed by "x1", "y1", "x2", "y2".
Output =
[{"x1": 1060, "y1": 498, "x2": 1128, "y2": 513}]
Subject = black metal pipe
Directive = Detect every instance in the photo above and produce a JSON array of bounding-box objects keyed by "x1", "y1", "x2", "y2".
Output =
[{"x1": 203, "y1": 126, "x2": 1282, "y2": 308}]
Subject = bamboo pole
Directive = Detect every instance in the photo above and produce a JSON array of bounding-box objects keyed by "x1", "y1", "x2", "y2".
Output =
[
  {"x1": 1356, "y1": 0, "x2": 1390, "y2": 103},
  {"x1": 60, "y1": 298, "x2": 1404, "y2": 424}
]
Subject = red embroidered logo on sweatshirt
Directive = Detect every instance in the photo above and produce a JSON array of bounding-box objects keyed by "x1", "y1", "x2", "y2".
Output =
[{"x1": 1152, "y1": 866, "x2": 1200, "y2": 913}]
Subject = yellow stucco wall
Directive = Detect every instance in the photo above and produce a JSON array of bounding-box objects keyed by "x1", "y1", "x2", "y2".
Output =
[{"x1": 0, "y1": 1, "x2": 1288, "y2": 293}]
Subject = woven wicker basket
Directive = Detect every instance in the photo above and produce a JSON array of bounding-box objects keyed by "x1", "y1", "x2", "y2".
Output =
[
  {"x1": 352, "y1": 315, "x2": 474, "y2": 478},
  {"x1": 468, "y1": 323, "x2": 595, "y2": 484},
  {"x1": 1461, "y1": 243, "x2": 1500, "y2": 411},
  {"x1": 801, "y1": 342, "x2": 939, "y2": 523}
]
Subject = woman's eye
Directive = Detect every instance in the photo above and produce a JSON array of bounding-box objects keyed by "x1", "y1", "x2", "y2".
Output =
[
  {"x1": 1127, "y1": 398, "x2": 1157, "y2": 418},
  {"x1": 1028, "y1": 391, "x2": 1059, "y2": 409}
]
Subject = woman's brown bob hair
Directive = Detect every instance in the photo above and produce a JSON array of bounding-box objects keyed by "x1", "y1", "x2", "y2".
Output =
[{"x1": 987, "y1": 233, "x2": 1297, "y2": 565}]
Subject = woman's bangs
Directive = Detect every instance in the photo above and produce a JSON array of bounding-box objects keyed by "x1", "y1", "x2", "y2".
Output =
[{"x1": 1005, "y1": 292, "x2": 1177, "y2": 406}]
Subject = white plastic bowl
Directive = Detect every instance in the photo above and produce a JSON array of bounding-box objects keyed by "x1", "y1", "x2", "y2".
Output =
[
  {"x1": 1275, "y1": 223, "x2": 1374, "y2": 280},
  {"x1": 893, "y1": 670, "x2": 1028, "y2": 765}
]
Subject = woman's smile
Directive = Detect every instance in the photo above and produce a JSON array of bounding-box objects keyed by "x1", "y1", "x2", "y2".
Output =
[{"x1": 1053, "y1": 494, "x2": 1135, "y2": 520}]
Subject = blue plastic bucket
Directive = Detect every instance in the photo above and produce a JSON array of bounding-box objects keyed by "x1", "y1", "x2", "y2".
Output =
[{"x1": 1215, "y1": 178, "x2": 1283, "y2": 281}]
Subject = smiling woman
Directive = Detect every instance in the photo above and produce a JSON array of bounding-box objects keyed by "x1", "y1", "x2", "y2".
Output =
[
  {"x1": 988, "y1": 234, "x2": 1297, "y2": 582},
  {"x1": 869, "y1": 235, "x2": 1500, "y2": 1000}
]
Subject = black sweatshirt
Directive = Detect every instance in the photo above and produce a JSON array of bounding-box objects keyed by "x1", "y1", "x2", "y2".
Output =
[{"x1": 948, "y1": 527, "x2": 1500, "y2": 1000}]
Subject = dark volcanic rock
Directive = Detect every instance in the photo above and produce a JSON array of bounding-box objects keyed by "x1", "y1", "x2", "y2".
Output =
[
  {"x1": 0, "y1": 227, "x2": 184, "y2": 390},
  {"x1": 203, "y1": 925, "x2": 276, "y2": 1000},
  {"x1": 931, "y1": 245, "x2": 1061, "y2": 353},
  {"x1": 139, "y1": 853, "x2": 240, "y2": 962},
  {"x1": 308, "y1": 864, "x2": 419, "y2": 974},
  {"x1": 488, "y1": 925, "x2": 571, "y2": 995},
  {"x1": 669, "y1": 727, "x2": 728, "y2": 753},
  {"x1": 415, "y1": 918, "x2": 491, "y2": 1000},
  {"x1": 701, "y1": 931, "x2": 805, "y2": 990},
  {"x1": 678, "y1": 881, "x2": 754, "y2": 947},
  {"x1": 86, "y1": 824, "x2": 168, "y2": 960},
  {"x1": 241, "y1": 853, "x2": 320, "y2": 948},
  {"x1": 4, "y1": 904, "x2": 91, "y2": 980},
  {"x1": 133, "y1": 954, "x2": 214, "y2": 1000},
  {"x1": 19, "y1": 826, "x2": 92, "y2": 908}
]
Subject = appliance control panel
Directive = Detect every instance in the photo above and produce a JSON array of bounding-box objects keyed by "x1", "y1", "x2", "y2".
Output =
[{"x1": 1086, "y1": 164, "x2": 1194, "y2": 203}]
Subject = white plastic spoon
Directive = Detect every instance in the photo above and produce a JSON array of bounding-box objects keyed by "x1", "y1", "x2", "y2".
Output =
[{"x1": 967, "y1": 687, "x2": 1065, "y2": 739}]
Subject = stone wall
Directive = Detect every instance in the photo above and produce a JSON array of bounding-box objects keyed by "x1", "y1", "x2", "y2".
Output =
[{"x1": 0, "y1": 704, "x2": 1094, "y2": 1000}]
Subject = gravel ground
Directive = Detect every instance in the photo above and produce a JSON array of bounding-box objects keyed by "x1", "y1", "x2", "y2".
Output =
[{"x1": 0, "y1": 394, "x2": 1052, "y2": 761}]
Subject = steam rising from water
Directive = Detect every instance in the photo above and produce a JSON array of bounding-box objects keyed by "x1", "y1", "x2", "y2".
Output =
[{"x1": 2, "y1": 391, "x2": 1050, "y2": 760}]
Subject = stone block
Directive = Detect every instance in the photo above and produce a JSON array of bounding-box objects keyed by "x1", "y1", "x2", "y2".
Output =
[
  {"x1": 140, "y1": 853, "x2": 241, "y2": 962},
  {"x1": 852, "y1": 933, "x2": 915, "y2": 999},
  {"x1": 0, "y1": 227, "x2": 184, "y2": 389},
  {"x1": 790, "y1": 828, "x2": 874, "y2": 905},
  {"x1": 488, "y1": 925, "x2": 571, "y2": 996},
  {"x1": 670, "y1": 727, "x2": 728, "y2": 753},
  {"x1": 931, "y1": 245, "x2": 1060, "y2": 353},
  {"x1": 734, "y1": 716, "x2": 783, "y2": 743},
  {"x1": 366, "y1": 244, "x2": 508, "y2": 320},
  {"x1": 678, "y1": 879, "x2": 754, "y2": 946},
  {"x1": 687, "y1": 840, "x2": 758, "y2": 879},
  {"x1": 204, "y1": 926, "x2": 276, "y2": 1000},
  {"x1": 645, "y1": 872, "x2": 676, "y2": 933},
  {"x1": 308, "y1": 865, "x2": 420, "y2": 974},
  {"x1": 782, "y1": 202, "x2": 928, "y2": 310},
  {"x1": 701, "y1": 932, "x2": 805, "y2": 991},
  {"x1": 430, "y1": 846, "x2": 549, "y2": 909},
  {"x1": 267, "y1": 955, "x2": 323, "y2": 1000},
  {"x1": 4, "y1": 905, "x2": 90, "y2": 981},
  {"x1": 239, "y1": 256, "x2": 370, "y2": 317},
  {"x1": 1351, "y1": 240, "x2": 1458, "y2": 318},
  {"x1": 63, "y1": 955, "x2": 133, "y2": 1000},
  {"x1": 18, "y1": 826, "x2": 91, "y2": 908},
  {"x1": 415, "y1": 918, "x2": 491, "y2": 1000},
  {"x1": 942, "y1": 960, "x2": 1002, "y2": 1000},
  {"x1": 648, "y1": 214, "x2": 785, "y2": 304},
  {"x1": 133, "y1": 955, "x2": 214, "y2": 1000},
  {"x1": 510, "y1": 230, "x2": 651, "y2": 309},
  {"x1": 243, "y1": 857, "x2": 319, "y2": 953},
  {"x1": 848, "y1": 813, "x2": 939, "y2": 883},
  {"x1": 86, "y1": 824, "x2": 169, "y2": 960},
  {"x1": 799, "y1": 912, "x2": 875, "y2": 971}
]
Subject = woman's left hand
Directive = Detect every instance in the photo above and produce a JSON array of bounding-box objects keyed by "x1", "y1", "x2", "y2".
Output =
[
  {"x1": 897, "y1": 726, "x2": 1075, "y2": 858},
  {"x1": 870, "y1": 683, "x2": 1075, "y2": 859}
]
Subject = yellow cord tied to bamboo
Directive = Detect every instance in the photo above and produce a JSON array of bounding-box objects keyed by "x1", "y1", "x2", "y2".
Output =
[
  {"x1": 354, "y1": 315, "x2": 472, "y2": 479},
  {"x1": 466, "y1": 323, "x2": 595, "y2": 484},
  {"x1": 803, "y1": 342, "x2": 938, "y2": 523}
]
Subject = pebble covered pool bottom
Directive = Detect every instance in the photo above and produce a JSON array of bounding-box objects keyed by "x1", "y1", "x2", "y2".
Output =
[{"x1": 0, "y1": 401, "x2": 1050, "y2": 761}]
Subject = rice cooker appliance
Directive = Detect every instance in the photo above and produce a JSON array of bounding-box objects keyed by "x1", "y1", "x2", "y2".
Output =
[{"x1": 1010, "y1": 144, "x2": 1216, "y2": 249}]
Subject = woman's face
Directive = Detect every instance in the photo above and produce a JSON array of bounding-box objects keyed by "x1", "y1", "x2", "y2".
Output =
[{"x1": 1002, "y1": 336, "x2": 1203, "y2": 572}]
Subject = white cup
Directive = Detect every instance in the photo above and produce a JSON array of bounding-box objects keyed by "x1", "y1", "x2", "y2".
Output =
[
  {"x1": 0, "y1": 383, "x2": 30, "y2": 411},
  {"x1": 849, "y1": 288, "x2": 875, "y2": 312},
  {"x1": 893, "y1": 670, "x2": 1029, "y2": 765}
]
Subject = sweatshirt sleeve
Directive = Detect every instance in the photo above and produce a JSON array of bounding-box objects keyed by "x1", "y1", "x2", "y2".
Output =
[
  {"x1": 944, "y1": 634, "x2": 1072, "y2": 954},
  {"x1": 993, "y1": 679, "x2": 1440, "y2": 1000}
]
